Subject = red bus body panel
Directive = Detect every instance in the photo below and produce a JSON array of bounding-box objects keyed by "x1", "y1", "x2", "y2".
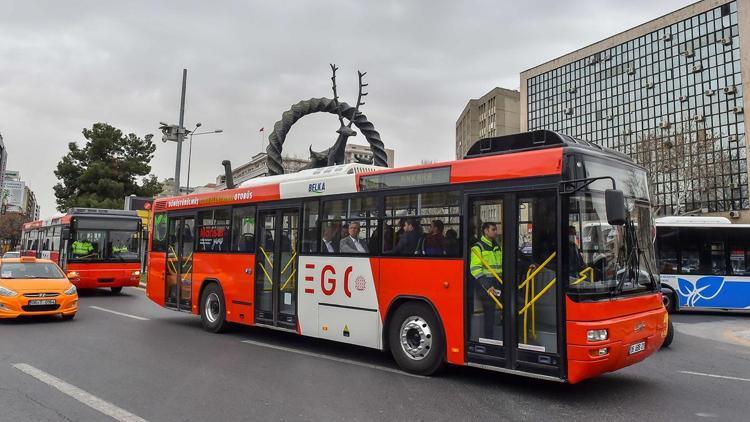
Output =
[
  {"x1": 376, "y1": 258, "x2": 465, "y2": 365},
  {"x1": 67, "y1": 262, "x2": 140, "y2": 289},
  {"x1": 192, "y1": 253, "x2": 255, "y2": 323},
  {"x1": 565, "y1": 293, "x2": 667, "y2": 384},
  {"x1": 146, "y1": 252, "x2": 166, "y2": 305}
]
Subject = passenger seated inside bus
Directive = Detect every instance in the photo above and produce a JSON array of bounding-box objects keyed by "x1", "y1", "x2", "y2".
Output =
[
  {"x1": 423, "y1": 220, "x2": 447, "y2": 256},
  {"x1": 445, "y1": 229, "x2": 459, "y2": 256},
  {"x1": 390, "y1": 218, "x2": 422, "y2": 255},
  {"x1": 321, "y1": 224, "x2": 338, "y2": 253},
  {"x1": 339, "y1": 222, "x2": 368, "y2": 253}
]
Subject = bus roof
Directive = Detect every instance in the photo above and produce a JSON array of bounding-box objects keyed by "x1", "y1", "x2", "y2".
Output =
[
  {"x1": 655, "y1": 216, "x2": 739, "y2": 227},
  {"x1": 22, "y1": 208, "x2": 140, "y2": 231},
  {"x1": 152, "y1": 130, "x2": 640, "y2": 213}
]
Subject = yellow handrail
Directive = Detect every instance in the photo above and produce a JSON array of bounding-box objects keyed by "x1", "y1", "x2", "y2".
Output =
[
  {"x1": 571, "y1": 267, "x2": 594, "y2": 285},
  {"x1": 259, "y1": 247, "x2": 274, "y2": 269},
  {"x1": 486, "y1": 287, "x2": 503, "y2": 310},
  {"x1": 280, "y1": 251, "x2": 297, "y2": 275},
  {"x1": 518, "y1": 252, "x2": 556, "y2": 290},
  {"x1": 258, "y1": 262, "x2": 273, "y2": 286},
  {"x1": 518, "y1": 278, "x2": 557, "y2": 316},
  {"x1": 280, "y1": 269, "x2": 296, "y2": 291}
]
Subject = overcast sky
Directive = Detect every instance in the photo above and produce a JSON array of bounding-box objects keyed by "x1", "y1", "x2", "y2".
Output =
[{"x1": 0, "y1": 0, "x2": 695, "y2": 218}]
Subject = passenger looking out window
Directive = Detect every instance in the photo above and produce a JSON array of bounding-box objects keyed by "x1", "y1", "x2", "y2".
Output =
[{"x1": 339, "y1": 222, "x2": 368, "y2": 253}]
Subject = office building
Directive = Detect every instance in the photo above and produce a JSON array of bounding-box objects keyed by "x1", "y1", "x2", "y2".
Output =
[
  {"x1": 456, "y1": 87, "x2": 521, "y2": 159},
  {"x1": 521, "y1": 0, "x2": 749, "y2": 219}
]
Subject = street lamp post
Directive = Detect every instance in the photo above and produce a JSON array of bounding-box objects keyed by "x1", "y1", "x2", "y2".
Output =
[{"x1": 185, "y1": 124, "x2": 223, "y2": 193}]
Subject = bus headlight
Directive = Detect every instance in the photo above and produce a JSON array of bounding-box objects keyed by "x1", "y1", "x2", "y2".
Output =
[
  {"x1": 64, "y1": 285, "x2": 77, "y2": 296},
  {"x1": 587, "y1": 329, "x2": 608, "y2": 342},
  {"x1": 131, "y1": 270, "x2": 141, "y2": 279},
  {"x1": 0, "y1": 286, "x2": 18, "y2": 297}
]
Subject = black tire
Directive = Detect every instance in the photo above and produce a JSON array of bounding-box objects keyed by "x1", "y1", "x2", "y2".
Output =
[
  {"x1": 61, "y1": 313, "x2": 75, "y2": 321},
  {"x1": 662, "y1": 288, "x2": 676, "y2": 313},
  {"x1": 661, "y1": 319, "x2": 674, "y2": 348},
  {"x1": 388, "y1": 302, "x2": 445, "y2": 376},
  {"x1": 110, "y1": 287, "x2": 123, "y2": 295},
  {"x1": 200, "y1": 283, "x2": 230, "y2": 333}
]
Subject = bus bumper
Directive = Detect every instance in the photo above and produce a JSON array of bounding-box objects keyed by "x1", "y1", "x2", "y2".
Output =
[
  {"x1": 566, "y1": 306, "x2": 667, "y2": 384},
  {"x1": 67, "y1": 264, "x2": 141, "y2": 289}
]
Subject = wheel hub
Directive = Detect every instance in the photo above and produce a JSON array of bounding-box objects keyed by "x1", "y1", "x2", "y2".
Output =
[
  {"x1": 399, "y1": 316, "x2": 432, "y2": 361},
  {"x1": 205, "y1": 292, "x2": 220, "y2": 323}
]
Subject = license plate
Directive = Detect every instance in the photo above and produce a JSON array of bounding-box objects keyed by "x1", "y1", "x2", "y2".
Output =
[
  {"x1": 28, "y1": 299, "x2": 56, "y2": 306},
  {"x1": 629, "y1": 340, "x2": 646, "y2": 355}
]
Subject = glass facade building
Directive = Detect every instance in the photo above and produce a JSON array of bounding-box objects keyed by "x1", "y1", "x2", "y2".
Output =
[{"x1": 522, "y1": 0, "x2": 749, "y2": 216}]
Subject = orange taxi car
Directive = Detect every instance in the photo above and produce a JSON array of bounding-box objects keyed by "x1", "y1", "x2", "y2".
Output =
[{"x1": 0, "y1": 257, "x2": 78, "y2": 320}]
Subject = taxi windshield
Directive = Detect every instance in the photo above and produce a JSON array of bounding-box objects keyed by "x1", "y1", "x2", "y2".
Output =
[{"x1": 0, "y1": 262, "x2": 66, "y2": 279}]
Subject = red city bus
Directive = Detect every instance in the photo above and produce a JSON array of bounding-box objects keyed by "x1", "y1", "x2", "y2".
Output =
[
  {"x1": 146, "y1": 130, "x2": 668, "y2": 383},
  {"x1": 21, "y1": 208, "x2": 142, "y2": 294}
]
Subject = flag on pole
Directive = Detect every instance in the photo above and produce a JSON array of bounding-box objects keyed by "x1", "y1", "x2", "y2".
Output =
[{"x1": 259, "y1": 127, "x2": 264, "y2": 132}]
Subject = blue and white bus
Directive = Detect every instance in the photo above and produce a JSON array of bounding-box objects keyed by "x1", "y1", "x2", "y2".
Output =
[{"x1": 656, "y1": 216, "x2": 750, "y2": 312}]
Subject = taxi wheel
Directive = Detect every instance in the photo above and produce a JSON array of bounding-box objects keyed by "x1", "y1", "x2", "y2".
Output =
[
  {"x1": 61, "y1": 314, "x2": 76, "y2": 321},
  {"x1": 389, "y1": 302, "x2": 445, "y2": 376},
  {"x1": 110, "y1": 287, "x2": 123, "y2": 295},
  {"x1": 200, "y1": 283, "x2": 230, "y2": 333}
]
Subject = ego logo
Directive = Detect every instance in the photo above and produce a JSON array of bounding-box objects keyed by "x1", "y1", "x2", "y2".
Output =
[
  {"x1": 308, "y1": 181, "x2": 326, "y2": 194},
  {"x1": 355, "y1": 276, "x2": 366, "y2": 291}
]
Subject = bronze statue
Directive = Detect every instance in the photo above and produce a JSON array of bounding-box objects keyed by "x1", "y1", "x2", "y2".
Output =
[{"x1": 265, "y1": 64, "x2": 387, "y2": 175}]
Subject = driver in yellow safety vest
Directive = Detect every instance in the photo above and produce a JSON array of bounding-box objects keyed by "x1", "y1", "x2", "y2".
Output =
[
  {"x1": 72, "y1": 240, "x2": 94, "y2": 257},
  {"x1": 470, "y1": 222, "x2": 503, "y2": 339}
]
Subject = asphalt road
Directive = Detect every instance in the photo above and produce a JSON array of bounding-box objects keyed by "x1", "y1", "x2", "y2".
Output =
[{"x1": 2, "y1": 288, "x2": 750, "y2": 422}]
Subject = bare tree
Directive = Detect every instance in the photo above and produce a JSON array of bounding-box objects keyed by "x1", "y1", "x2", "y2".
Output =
[
  {"x1": 0, "y1": 212, "x2": 29, "y2": 250},
  {"x1": 633, "y1": 124, "x2": 735, "y2": 215}
]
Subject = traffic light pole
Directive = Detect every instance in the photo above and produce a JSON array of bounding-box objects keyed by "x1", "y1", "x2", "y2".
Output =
[{"x1": 173, "y1": 69, "x2": 187, "y2": 196}]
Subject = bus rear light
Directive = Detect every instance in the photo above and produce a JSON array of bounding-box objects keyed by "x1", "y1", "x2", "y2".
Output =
[{"x1": 587, "y1": 329, "x2": 608, "y2": 342}]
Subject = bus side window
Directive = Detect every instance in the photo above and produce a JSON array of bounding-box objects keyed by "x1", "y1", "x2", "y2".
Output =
[
  {"x1": 232, "y1": 206, "x2": 256, "y2": 253},
  {"x1": 302, "y1": 201, "x2": 319, "y2": 253},
  {"x1": 152, "y1": 213, "x2": 168, "y2": 252},
  {"x1": 728, "y1": 229, "x2": 749, "y2": 276},
  {"x1": 656, "y1": 226, "x2": 679, "y2": 274}
]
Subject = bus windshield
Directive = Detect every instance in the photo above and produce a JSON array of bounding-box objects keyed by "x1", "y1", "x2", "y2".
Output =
[
  {"x1": 70, "y1": 218, "x2": 140, "y2": 262},
  {"x1": 567, "y1": 158, "x2": 658, "y2": 298}
]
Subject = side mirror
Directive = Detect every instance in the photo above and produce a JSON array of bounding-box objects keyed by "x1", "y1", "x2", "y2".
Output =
[
  {"x1": 67, "y1": 271, "x2": 80, "y2": 280},
  {"x1": 605, "y1": 189, "x2": 627, "y2": 226},
  {"x1": 61, "y1": 227, "x2": 71, "y2": 240}
]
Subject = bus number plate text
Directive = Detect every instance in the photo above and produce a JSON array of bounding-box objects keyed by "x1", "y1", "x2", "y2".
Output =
[{"x1": 628, "y1": 341, "x2": 646, "y2": 355}]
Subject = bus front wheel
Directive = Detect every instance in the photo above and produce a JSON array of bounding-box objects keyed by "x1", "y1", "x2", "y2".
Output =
[
  {"x1": 200, "y1": 283, "x2": 230, "y2": 333},
  {"x1": 110, "y1": 287, "x2": 123, "y2": 295},
  {"x1": 388, "y1": 302, "x2": 445, "y2": 376},
  {"x1": 662, "y1": 288, "x2": 676, "y2": 313}
]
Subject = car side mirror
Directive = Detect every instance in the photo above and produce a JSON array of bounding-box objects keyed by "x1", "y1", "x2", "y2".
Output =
[
  {"x1": 605, "y1": 189, "x2": 626, "y2": 226},
  {"x1": 61, "y1": 227, "x2": 71, "y2": 240},
  {"x1": 67, "y1": 271, "x2": 80, "y2": 280}
]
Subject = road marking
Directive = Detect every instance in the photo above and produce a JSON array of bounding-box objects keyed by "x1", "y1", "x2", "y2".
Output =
[
  {"x1": 240, "y1": 339, "x2": 428, "y2": 379},
  {"x1": 13, "y1": 363, "x2": 149, "y2": 422},
  {"x1": 679, "y1": 370, "x2": 750, "y2": 383},
  {"x1": 89, "y1": 306, "x2": 150, "y2": 321}
]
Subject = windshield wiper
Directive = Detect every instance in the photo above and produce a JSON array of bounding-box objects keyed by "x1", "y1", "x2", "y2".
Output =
[{"x1": 615, "y1": 218, "x2": 639, "y2": 295}]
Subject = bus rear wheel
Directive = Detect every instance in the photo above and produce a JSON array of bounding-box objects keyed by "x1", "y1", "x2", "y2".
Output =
[
  {"x1": 388, "y1": 302, "x2": 445, "y2": 376},
  {"x1": 200, "y1": 283, "x2": 230, "y2": 333}
]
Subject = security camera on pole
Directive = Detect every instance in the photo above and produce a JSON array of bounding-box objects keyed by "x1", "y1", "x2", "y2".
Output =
[{"x1": 159, "y1": 69, "x2": 188, "y2": 196}]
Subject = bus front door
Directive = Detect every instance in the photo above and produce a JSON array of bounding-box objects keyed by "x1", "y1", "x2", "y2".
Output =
[
  {"x1": 255, "y1": 208, "x2": 300, "y2": 329},
  {"x1": 466, "y1": 191, "x2": 562, "y2": 379},
  {"x1": 165, "y1": 215, "x2": 195, "y2": 312}
]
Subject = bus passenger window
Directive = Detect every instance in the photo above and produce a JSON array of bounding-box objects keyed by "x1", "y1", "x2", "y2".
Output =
[
  {"x1": 231, "y1": 206, "x2": 256, "y2": 253},
  {"x1": 302, "y1": 201, "x2": 319, "y2": 253}
]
